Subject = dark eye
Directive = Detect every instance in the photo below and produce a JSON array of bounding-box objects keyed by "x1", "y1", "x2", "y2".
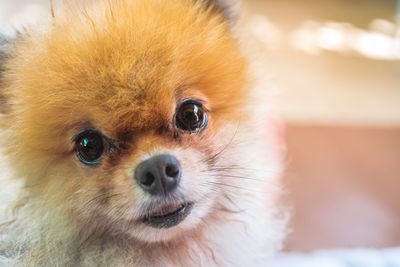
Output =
[
  {"x1": 75, "y1": 130, "x2": 104, "y2": 166},
  {"x1": 175, "y1": 100, "x2": 208, "y2": 133}
]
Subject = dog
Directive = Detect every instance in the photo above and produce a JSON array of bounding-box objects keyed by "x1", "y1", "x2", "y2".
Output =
[{"x1": 0, "y1": 0, "x2": 286, "y2": 266}]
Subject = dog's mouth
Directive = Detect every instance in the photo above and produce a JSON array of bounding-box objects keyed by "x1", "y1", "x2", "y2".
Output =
[{"x1": 142, "y1": 202, "x2": 194, "y2": 229}]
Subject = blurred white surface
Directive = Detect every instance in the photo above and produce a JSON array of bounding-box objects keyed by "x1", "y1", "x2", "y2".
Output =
[{"x1": 263, "y1": 248, "x2": 400, "y2": 267}]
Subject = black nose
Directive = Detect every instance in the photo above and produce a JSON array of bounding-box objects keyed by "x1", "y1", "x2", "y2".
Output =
[{"x1": 135, "y1": 154, "x2": 182, "y2": 196}]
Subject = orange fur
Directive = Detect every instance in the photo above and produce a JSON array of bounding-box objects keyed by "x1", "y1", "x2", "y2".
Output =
[{"x1": 0, "y1": 1, "x2": 286, "y2": 266}]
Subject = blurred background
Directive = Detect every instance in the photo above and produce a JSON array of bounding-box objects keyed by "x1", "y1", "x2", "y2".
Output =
[
  {"x1": 1, "y1": 0, "x2": 399, "y2": 256},
  {"x1": 240, "y1": 0, "x2": 400, "y2": 253}
]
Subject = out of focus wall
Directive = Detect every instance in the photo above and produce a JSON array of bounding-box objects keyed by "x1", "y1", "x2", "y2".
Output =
[
  {"x1": 242, "y1": 0, "x2": 400, "y2": 126},
  {"x1": 240, "y1": 0, "x2": 400, "y2": 252}
]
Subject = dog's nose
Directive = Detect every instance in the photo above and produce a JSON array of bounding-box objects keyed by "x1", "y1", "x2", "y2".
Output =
[{"x1": 134, "y1": 154, "x2": 182, "y2": 196}]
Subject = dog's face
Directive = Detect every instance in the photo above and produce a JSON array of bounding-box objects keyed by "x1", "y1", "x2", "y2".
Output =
[{"x1": 2, "y1": 0, "x2": 252, "y2": 243}]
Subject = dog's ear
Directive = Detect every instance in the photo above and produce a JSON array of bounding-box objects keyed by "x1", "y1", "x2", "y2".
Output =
[
  {"x1": 196, "y1": 0, "x2": 239, "y2": 24},
  {"x1": 0, "y1": 33, "x2": 13, "y2": 113}
]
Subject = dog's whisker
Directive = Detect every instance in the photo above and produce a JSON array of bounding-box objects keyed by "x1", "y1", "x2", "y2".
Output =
[
  {"x1": 206, "y1": 174, "x2": 266, "y2": 183},
  {"x1": 205, "y1": 182, "x2": 282, "y2": 195},
  {"x1": 199, "y1": 121, "x2": 242, "y2": 166}
]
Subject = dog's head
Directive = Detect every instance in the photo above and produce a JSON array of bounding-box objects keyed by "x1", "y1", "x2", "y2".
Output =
[{"x1": 1, "y1": 0, "x2": 263, "y2": 243}]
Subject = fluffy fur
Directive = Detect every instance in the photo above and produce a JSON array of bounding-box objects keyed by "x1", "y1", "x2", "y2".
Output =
[
  {"x1": 0, "y1": 0, "x2": 286, "y2": 266},
  {"x1": 0, "y1": 33, "x2": 11, "y2": 114}
]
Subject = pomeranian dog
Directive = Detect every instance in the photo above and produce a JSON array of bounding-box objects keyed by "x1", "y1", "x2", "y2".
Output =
[{"x1": 0, "y1": 0, "x2": 286, "y2": 266}]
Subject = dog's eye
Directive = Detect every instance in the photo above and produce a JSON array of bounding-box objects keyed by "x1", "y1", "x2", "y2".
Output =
[
  {"x1": 75, "y1": 130, "x2": 104, "y2": 166},
  {"x1": 175, "y1": 100, "x2": 208, "y2": 133}
]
